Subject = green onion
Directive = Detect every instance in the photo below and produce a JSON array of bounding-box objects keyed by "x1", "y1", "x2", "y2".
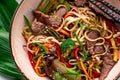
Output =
[
  {"x1": 32, "y1": 52, "x2": 45, "y2": 60},
  {"x1": 41, "y1": 0, "x2": 56, "y2": 13},
  {"x1": 34, "y1": 42, "x2": 47, "y2": 52},
  {"x1": 102, "y1": 30, "x2": 107, "y2": 37},
  {"x1": 46, "y1": 26, "x2": 60, "y2": 38},
  {"x1": 64, "y1": 1, "x2": 71, "y2": 11},
  {"x1": 75, "y1": 34, "x2": 90, "y2": 61},
  {"x1": 96, "y1": 16, "x2": 99, "y2": 25},
  {"x1": 46, "y1": 27, "x2": 54, "y2": 36},
  {"x1": 79, "y1": 22, "x2": 91, "y2": 29},
  {"x1": 24, "y1": 15, "x2": 32, "y2": 30},
  {"x1": 37, "y1": 0, "x2": 48, "y2": 11},
  {"x1": 51, "y1": 2, "x2": 60, "y2": 11},
  {"x1": 75, "y1": 33, "x2": 84, "y2": 50},
  {"x1": 58, "y1": 0, "x2": 64, "y2": 3}
]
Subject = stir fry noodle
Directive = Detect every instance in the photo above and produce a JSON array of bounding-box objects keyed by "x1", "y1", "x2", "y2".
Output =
[{"x1": 22, "y1": 0, "x2": 120, "y2": 80}]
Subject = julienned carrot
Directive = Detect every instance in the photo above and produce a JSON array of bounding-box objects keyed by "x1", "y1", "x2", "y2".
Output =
[
  {"x1": 106, "y1": 0, "x2": 110, "y2": 2},
  {"x1": 59, "y1": 29, "x2": 70, "y2": 37},
  {"x1": 35, "y1": 56, "x2": 46, "y2": 77},
  {"x1": 64, "y1": 13, "x2": 75, "y2": 19},
  {"x1": 79, "y1": 61, "x2": 92, "y2": 80},
  {"x1": 35, "y1": 47, "x2": 40, "y2": 55},
  {"x1": 43, "y1": 43, "x2": 53, "y2": 49},
  {"x1": 118, "y1": 49, "x2": 120, "y2": 59},
  {"x1": 88, "y1": 62, "x2": 94, "y2": 77},
  {"x1": 100, "y1": 17, "x2": 103, "y2": 25}
]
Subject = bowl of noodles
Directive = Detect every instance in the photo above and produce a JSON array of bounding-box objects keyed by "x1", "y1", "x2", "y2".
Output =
[{"x1": 10, "y1": 0, "x2": 120, "y2": 80}]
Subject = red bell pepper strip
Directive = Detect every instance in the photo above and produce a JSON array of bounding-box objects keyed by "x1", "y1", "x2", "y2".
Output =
[
  {"x1": 74, "y1": 47, "x2": 93, "y2": 80},
  {"x1": 28, "y1": 52, "x2": 35, "y2": 69},
  {"x1": 53, "y1": 42, "x2": 62, "y2": 60},
  {"x1": 105, "y1": 19, "x2": 118, "y2": 33},
  {"x1": 105, "y1": 39, "x2": 111, "y2": 47},
  {"x1": 53, "y1": 42, "x2": 72, "y2": 68},
  {"x1": 74, "y1": 47, "x2": 81, "y2": 62},
  {"x1": 60, "y1": 57, "x2": 73, "y2": 68},
  {"x1": 92, "y1": 70, "x2": 100, "y2": 78}
]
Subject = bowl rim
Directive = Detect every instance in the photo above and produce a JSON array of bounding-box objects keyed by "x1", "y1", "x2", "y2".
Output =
[
  {"x1": 9, "y1": 0, "x2": 28, "y2": 79},
  {"x1": 9, "y1": 0, "x2": 120, "y2": 80}
]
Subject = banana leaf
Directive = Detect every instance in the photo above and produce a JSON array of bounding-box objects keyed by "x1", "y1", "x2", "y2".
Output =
[{"x1": 0, "y1": 0, "x2": 25, "y2": 80}]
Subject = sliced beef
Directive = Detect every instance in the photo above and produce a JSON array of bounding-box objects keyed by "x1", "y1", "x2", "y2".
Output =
[
  {"x1": 94, "y1": 45, "x2": 105, "y2": 54},
  {"x1": 87, "y1": 30, "x2": 100, "y2": 39},
  {"x1": 56, "y1": 7, "x2": 67, "y2": 19},
  {"x1": 74, "y1": 0, "x2": 86, "y2": 7},
  {"x1": 89, "y1": 0, "x2": 120, "y2": 20},
  {"x1": 69, "y1": 0, "x2": 87, "y2": 7},
  {"x1": 86, "y1": 41, "x2": 96, "y2": 54},
  {"x1": 33, "y1": 7, "x2": 67, "y2": 27},
  {"x1": 86, "y1": 30, "x2": 100, "y2": 54},
  {"x1": 99, "y1": 53, "x2": 115, "y2": 80},
  {"x1": 32, "y1": 21, "x2": 46, "y2": 35}
]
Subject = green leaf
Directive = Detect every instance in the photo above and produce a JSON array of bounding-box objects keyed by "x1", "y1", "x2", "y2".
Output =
[
  {"x1": 61, "y1": 38, "x2": 75, "y2": 53},
  {"x1": 0, "y1": 0, "x2": 25, "y2": 79},
  {"x1": 0, "y1": 30, "x2": 25, "y2": 79},
  {"x1": 0, "y1": 0, "x2": 18, "y2": 32}
]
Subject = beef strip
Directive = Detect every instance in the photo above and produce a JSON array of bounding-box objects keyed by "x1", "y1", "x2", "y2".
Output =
[
  {"x1": 33, "y1": 7, "x2": 67, "y2": 27},
  {"x1": 99, "y1": 53, "x2": 115, "y2": 80},
  {"x1": 87, "y1": 30, "x2": 100, "y2": 39},
  {"x1": 32, "y1": 21, "x2": 46, "y2": 35},
  {"x1": 88, "y1": 0, "x2": 120, "y2": 21},
  {"x1": 94, "y1": 45, "x2": 105, "y2": 54},
  {"x1": 68, "y1": 0, "x2": 87, "y2": 7},
  {"x1": 86, "y1": 30, "x2": 100, "y2": 54},
  {"x1": 86, "y1": 41, "x2": 96, "y2": 54},
  {"x1": 74, "y1": 0, "x2": 86, "y2": 7}
]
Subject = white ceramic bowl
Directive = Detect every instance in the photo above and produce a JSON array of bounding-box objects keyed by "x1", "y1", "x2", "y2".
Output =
[{"x1": 10, "y1": 0, "x2": 120, "y2": 80}]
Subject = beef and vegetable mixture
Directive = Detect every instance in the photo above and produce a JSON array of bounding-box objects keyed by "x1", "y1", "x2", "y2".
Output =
[{"x1": 22, "y1": 0, "x2": 120, "y2": 80}]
